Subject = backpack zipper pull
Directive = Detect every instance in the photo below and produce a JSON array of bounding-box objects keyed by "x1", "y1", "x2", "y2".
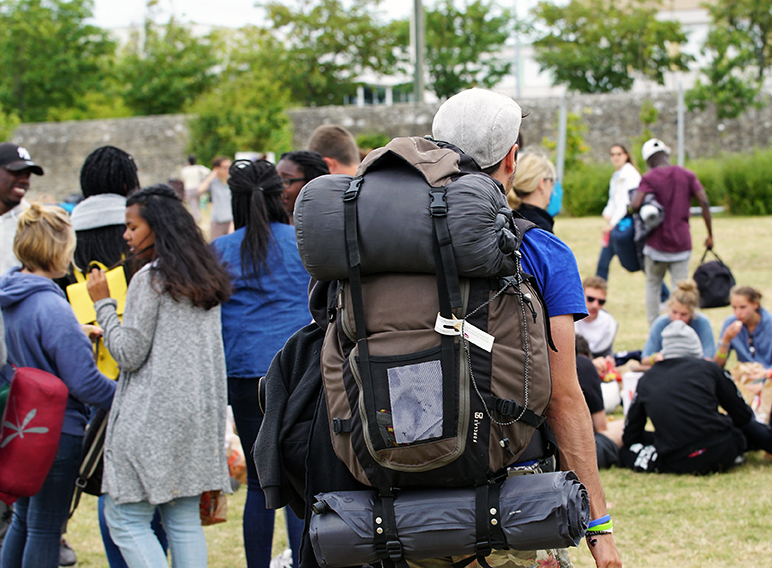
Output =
[
  {"x1": 499, "y1": 436, "x2": 515, "y2": 459},
  {"x1": 522, "y1": 292, "x2": 538, "y2": 323}
]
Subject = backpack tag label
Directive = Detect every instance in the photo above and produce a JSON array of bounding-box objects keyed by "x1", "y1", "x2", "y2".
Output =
[{"x1": 434, "y1": 314, "x2": 494, "y2": 352}]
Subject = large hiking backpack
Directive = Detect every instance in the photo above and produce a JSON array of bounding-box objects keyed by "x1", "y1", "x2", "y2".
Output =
[{"x1": 295, "y1": 137, "x2": 554, "y2": 491}]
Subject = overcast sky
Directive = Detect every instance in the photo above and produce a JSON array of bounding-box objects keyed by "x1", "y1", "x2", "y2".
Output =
[{"x1": 91, "y1": 0, "x2": 414, "y2": 29}]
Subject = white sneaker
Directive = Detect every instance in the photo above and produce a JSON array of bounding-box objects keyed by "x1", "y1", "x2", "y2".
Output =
[{"x1": 270, "y1": 549, "x2": 292, "y2": 568}]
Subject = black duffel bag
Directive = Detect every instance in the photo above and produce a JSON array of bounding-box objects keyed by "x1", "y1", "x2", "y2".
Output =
[{"x1": 693, "y1": 247, "x2": 736, "y2": 308}]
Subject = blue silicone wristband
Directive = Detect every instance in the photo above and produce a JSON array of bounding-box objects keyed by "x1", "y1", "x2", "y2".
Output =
[{"x1": 588, "y1": 514, "x2": 611, "y2": 529}]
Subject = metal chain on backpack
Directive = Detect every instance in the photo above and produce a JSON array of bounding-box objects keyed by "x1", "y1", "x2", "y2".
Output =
[{"x1": 461, "y1": 248, "x2": 533, "y2": 428}]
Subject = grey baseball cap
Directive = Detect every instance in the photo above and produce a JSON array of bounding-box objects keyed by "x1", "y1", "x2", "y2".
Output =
[{"x1": 432, "y1": 88, "x2": 522, "y2": 169}]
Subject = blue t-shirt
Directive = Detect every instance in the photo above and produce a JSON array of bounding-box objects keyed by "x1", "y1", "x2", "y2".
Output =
[
  {"x1": 212, "y1": 223, "x2": 311, "y2": 378},
  {"x1": 720, "y1": 307, "x2": 772, "y2": 367},
  {"x1": 519, "y1": 227, "x2": 587, "y2": 320},
  {"x1": 642, "y1": 312, "x2": 716, "y2": 358}
]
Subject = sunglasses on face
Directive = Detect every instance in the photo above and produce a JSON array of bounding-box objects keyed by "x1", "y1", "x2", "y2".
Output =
[{"x1": 586, "y1": 295, "x2": 606, "y2": 306}]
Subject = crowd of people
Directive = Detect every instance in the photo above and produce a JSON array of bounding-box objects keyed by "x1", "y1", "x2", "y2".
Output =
[
  {"x1": 572, "y1": 135, "x2": 772, "y2": 475},
  {"x1": 0, "y1": 87, "x2": 768, "y2": 568}
]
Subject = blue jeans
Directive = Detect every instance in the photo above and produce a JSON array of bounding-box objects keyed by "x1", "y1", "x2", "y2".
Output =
[
  {"x1": 104, "y1": 494, "x2": 206, "y2": 568},
  {"x1": 596, "y1": 243, "x2": 616, "y2": 282},
  {"x1": 99, "y1": 494, "x2": 168, "y2": 568},
  {"x1": 0, "y1": 433, "x2": 82, "y2": 568},
  {"x1": 229, "y1": 378, "x2": 304, "y2": 568}
]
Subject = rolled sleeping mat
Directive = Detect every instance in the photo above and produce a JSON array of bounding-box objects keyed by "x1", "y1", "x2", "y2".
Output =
[
  {"x1": 308, "y1": 471, "x2": 589, "y2": 568},
  {"x1": 294, "y1": 169, "x2": 519, "y2": 282}
]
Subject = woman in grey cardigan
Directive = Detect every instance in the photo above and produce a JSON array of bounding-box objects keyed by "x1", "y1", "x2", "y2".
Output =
[{"x1": 88, "y1": 185, "x2": 232, "y2": 568}]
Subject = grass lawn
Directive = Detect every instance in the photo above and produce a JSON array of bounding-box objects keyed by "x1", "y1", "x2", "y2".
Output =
[{"x1": 64, "y1": 214, "x2": 772, "y2": 567}]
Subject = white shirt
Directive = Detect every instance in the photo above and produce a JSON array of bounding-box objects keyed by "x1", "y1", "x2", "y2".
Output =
[
  {"x1": 575, "y1": 309, "x2": 618, "y2": 357},
  {"x1": 601, "y1": 162, "x2": 641, "y2": 228},
  {"x1": 180, "y1": 164, "x2": 211, "y2": 191},
  {"x1": 0, "y1": 200, "x2": 29, "y2": 274}
]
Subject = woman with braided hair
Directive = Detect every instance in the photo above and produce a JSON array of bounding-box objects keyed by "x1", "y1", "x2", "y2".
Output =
[
  {"x1": 70, "y1": 146, "x2": 140, "y2": 278},
  {"x1": 276, "y1": 150, "x2": 329, "y2": 223},
  {"x1": 87, "y1": 185, "x2": 232, "y2": 568},
  {"x1": 211, "y1": 159, "x2": 309, "y2": 568},
  {"x1": 71, "y1": 148, "x2": 171, "y2": 567}
]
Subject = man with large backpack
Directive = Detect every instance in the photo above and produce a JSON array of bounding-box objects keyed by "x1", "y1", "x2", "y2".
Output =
[
  {"x1": 432, "y1": 88, "x2": 621, "y2": 568},
  {"x1": 256, "y1": 89, "x2": 622, "y2": 568}
]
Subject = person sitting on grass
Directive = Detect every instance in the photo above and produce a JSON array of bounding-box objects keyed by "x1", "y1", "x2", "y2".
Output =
[
  {"x1": 639, "y1": 279, "x2": 715, "y2": 368},
  {"x1": 576, "y1": 335, "x2": 622, "y2": 469},
  {"x1": 715, "y1": 286, "x2": 772, "y2": 372},
  {"x1": 574, "y1": 276, "x2": 619, "y2": 376},
  {"x1": 621, "y1": 320, "x2": 772, "y2": 475}
]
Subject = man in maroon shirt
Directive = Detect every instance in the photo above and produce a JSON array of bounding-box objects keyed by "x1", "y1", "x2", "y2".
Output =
[{"x1": 631, "y1": 138, "x2": 713, "y2": 326}]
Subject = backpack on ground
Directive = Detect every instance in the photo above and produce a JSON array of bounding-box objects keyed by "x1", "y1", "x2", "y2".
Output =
[
  {"x1": 295, "y1": 137, "x2": 561, "y2": 566},
  {"x1": 693, "y1": 247, "x2": 736, "y2": 308}
]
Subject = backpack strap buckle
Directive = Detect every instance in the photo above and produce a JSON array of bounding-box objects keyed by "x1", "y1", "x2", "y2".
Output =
[
  {"x1": 344, "y1": 177, "x2": 363, "y2": 201},
  {"x1": 430, "y1": 188, "x2": 448, "y2": 217},
  {"x1": 332, "y1": 418, "x2": 352, "y2": 435},
  {"x1": 386, "y1": 540, "x2": 404, "y2": 561}
]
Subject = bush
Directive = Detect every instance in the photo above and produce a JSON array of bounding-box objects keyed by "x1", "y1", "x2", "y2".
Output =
[
  {"x1": 561, "y1": 162, "x2": 614, "y2": 217},
  {"x1": 688, "y1": 148, "x2": 772, "y2": 215},
  {"x1": 688, "y1": 157, "x2": 727, "y2": 208},
  {"x1": 560, "y1": 147, "x2": 772, "y2": 217},
  {"x1": 356, "y1": 132, "x2": 390, "y2": 151}
]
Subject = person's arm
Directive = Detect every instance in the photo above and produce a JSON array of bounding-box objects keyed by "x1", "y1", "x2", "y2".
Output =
[
  {"x1": 621, "y1": 386, "x2": 647, "y2": 448},
  {"x1": 0, "y1": 311, "x2": 5, "y2": 369},
  {"x1": 546, "y1": 315, "x2": 621, "y2": 568},
  {"x1": 41, "y1": 303, "x2": 115, "y2": 410},
  {"x1": 715, "y1": 321, "x2": 742, "y2": 368},
  {"x1": 629, "y1": 188, "x2": 645, "y2": 213},
  {"x1": 641, "y1": 320, "x2": 664, "y2": 365},
  {"x1": 91, "y1": 269, "x2": 161, "y2": 372},
  {"x1": 592, "y1": 410, "x2": 608, "y2": 433},
  {"x1": 696, "y1": 316, "x2": 717, "y2": 359},
  {"x1": 714, "y1": 366, "x2": 754, "y2": 427},
  {"x1": 695, "y1": 187, "x2": 713, "y2": 249},
  {"x1": 197, "y1": 168, "x2": 218, "y2": 196}
]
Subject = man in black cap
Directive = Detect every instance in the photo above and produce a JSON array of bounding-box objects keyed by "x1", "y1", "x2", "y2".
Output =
[{"x1": 0, "y1": 142, "x2": 44, "y2": 273}]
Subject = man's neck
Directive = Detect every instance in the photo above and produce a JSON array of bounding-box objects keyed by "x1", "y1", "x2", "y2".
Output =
[{"x1": 0, "y1": 201, "x2": 17, "y2": 216}]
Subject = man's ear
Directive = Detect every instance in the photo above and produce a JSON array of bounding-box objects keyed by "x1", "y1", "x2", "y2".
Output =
[
  {"x1": 505, "y1": 143, "x2": 519, "y2": 174},
  {"x1": 322, "y1": 156, "x2": 336, "y2": 172}
]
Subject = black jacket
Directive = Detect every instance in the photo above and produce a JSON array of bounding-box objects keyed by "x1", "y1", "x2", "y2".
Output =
[{"x1": 623, "y1": 357, "x2": 752, "y2": 458}]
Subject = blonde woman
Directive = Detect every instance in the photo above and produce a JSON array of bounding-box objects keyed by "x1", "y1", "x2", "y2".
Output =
[
  {"x1": 0, "y1": 204, "x2": 115, "y2": 568},
  {"x1": 641, "y1": 279, "x2": 716, "y2": 366},
  {"x1": 507, "y1": 153, "x2": 557, "y2": 232}
]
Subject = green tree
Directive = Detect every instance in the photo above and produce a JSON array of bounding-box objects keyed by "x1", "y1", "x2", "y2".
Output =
[
  {"x1": 687, "y1": 0, "x2": 772, "y2": 119},
  {"x1": 541, "y1": 109, "x2": 590, "y2": 172},
  {"x1": 422, "y1": 0, "x2": 513, "y2": 99},
  {"x1": 0, "y1": 0, "x2": 115, "y2": 122},
  {"x1": 116, "y1": 16, "x2": 218, "y2": 115},
  {"x1": 0, "y1": 106, "x2": 20, "y2": 140},
  {"x1": 187, "y1": 26, "x2": 293, "y2": 162},
  {"x1": 261, "y1": 0, "x2": 404, "y2": 106},
  {"x1": 530, "y1": 0, "x2": 692, "y2": 93}
]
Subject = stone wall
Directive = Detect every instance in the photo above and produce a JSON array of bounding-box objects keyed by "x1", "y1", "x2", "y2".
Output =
[
  {"x1": 13, "y1": 114, "x2": 189, "y2": 200},
  {"x1": 10, "y1": 91, "x2": 772, "y2": 201},
  {"x1": 289, "y1": 91, "x2": 772, "y2": 163}
]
